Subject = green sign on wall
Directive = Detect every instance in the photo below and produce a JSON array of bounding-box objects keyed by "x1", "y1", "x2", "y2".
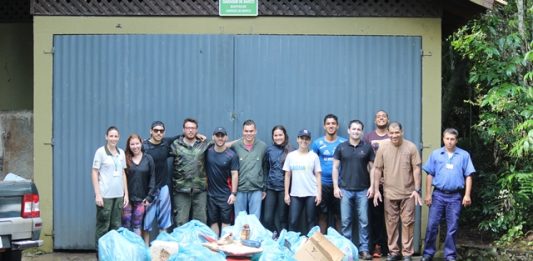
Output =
[{"x1": 219, "y1": 0, "x2": 258, "y2": 16}]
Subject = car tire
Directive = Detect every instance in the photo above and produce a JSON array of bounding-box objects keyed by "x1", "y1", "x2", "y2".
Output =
[{"x1": 0, "y1": 249, "x2": 22, "y2": 261}]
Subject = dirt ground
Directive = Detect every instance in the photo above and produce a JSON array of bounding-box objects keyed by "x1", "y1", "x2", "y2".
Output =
[
  {"x1": 22, "y1": 252, "x2": 435, "y2": 261},
  {"x1": 22, "y1": 251, "x2": 97, "y2": 261}
]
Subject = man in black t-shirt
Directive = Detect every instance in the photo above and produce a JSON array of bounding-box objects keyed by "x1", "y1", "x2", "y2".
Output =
[
  {"x1": 142, "y1": 121, "x2": 176, "y2": 243},
  {"x1": 332, "y1": 120, "x2": 375, "y2": 260},
  {"x1": 205, "y1": 127, "x2": 239, "y2": 236}
]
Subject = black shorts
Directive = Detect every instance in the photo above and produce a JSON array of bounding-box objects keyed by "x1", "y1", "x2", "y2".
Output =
[
  {"x1": 207, "y1": 194, "x2": 232, "y2": 225},
  {"x1": 319, "y1": 184, "x2": 340, "y2": 215}
]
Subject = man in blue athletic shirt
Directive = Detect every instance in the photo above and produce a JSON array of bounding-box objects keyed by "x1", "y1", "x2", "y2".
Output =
[{"x1": 311, "y1": 114, "x2": 347, "y2": 233}]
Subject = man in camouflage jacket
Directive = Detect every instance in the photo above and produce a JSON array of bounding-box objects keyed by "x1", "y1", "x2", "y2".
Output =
[{"x1": 170, "y1": 118, "x2": 211, "y2": 226}]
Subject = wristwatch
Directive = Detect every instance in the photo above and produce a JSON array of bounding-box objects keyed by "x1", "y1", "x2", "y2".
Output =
[
  {"x1": 231, "y1": 192, "x2": 237, "y2": 196},
  {"x1": 415, "y1": 188, "x2": 422, "y2": 194}
]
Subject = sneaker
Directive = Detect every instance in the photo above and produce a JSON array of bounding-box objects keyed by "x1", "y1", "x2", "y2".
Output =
[
  {"x1": 386, "y1": 255, "x2": 401, "y2": 261},
  {"x1": 421, "y1": 255, "x2": 433, "y2": 261},
  {"x1": 272, "y1": 231, "x2": 279, "y2": 240},
  {"x1": 372, "y1": 244, "x2": 382, "y2": 258},
  {"x1": 359, "y1": 251, "x2": 372, "y2": 260}
]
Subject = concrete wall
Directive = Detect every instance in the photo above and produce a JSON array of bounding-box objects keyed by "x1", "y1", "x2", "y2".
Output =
[
  {"x1": 34, "y1": 16, "x2": 442, "y2": 251},
  {"x1": 0, "y1": 23, "x2": 33, "y2": 111},
  {"x1": 0, "y1": 111, "x2": 33, "y2": 180}
]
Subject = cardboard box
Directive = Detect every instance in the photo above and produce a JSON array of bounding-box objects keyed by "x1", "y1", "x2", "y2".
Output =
[{"x1": 294, "y1": 232, "x2": 345, "y2": 261}]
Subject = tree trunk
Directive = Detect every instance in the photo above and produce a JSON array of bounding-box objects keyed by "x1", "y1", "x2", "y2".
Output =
[{"x1": 516, "y1": 0, "x2": 525, "y2": 41}]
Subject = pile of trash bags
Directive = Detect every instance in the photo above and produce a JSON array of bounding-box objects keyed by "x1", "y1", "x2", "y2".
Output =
[{"x1": 98, "y1": 211, "x2": 359, "y2": 261}]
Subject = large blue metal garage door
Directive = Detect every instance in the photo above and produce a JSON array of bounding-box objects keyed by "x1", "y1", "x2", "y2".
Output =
[
  {"x1": 52, "y1": 35, "x2": 235, "y2": 249},
  {"x1": 234, "y1": 35, "x2": 421, "y2": 147},
  {"x1": 53, "y1": 34, "x2": 421, "y2": 249}
]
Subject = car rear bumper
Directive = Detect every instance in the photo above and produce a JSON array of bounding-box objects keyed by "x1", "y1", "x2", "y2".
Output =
[{"x1": 12, "y1": 239, "x2": 44, "y2": 250}]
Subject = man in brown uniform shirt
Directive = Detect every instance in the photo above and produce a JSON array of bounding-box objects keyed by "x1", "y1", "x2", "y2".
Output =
[{"x1": 373, "y1": 122, "x2": 423, "y2": 261}]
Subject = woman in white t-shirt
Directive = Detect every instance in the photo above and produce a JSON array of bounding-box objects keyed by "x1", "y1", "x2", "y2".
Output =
[
  {"x1": 283, "y1": 129, "x2": 322, "y2": 233},
  {"x1": 91, "y1": 126, "x2": 129, "y2": 249}
]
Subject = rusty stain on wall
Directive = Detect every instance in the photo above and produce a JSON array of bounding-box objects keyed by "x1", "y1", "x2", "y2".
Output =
[{"x1": 0, "y1": 111, "x2": 33, "y2": 180}]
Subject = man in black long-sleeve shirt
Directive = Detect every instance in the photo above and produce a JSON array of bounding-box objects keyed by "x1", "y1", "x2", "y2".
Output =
[{"x1": 142, "y1": 121, "x2": 175, "y2": 240}]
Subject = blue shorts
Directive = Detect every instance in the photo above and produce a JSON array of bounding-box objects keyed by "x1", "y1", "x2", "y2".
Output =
[{"x1": 143, "y1": 185, "x2": 172, "y2": 231}]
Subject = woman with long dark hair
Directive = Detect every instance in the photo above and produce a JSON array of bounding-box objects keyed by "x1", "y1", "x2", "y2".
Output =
[
  {"x1": 263, "y1": 125, "x2": 292, "y2": 234},
  {"x1": 122, "y1": 133, "x2": 157, "y2": 245}
]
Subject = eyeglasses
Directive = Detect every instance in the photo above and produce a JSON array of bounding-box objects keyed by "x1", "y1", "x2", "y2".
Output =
[{"x1": 153, "y1": 129, "x2": 165, "y2": 133}]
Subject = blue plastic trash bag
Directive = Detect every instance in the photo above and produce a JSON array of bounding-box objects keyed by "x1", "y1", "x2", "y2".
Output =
[
  {"x1": 168, "y1": 242, "x2": 226, "y2": 261},
  {"x1": 170, "y1": 219, "x2": 218, "y2": 245},
  {"x1": 225, "y1": 211, "x2": 273, "y2": 241},
  {"x1": 154, "y1": 230, "x2": 179, "y2": 242},
  {"x1": 98, "y1": 228, "x2": 150, "y2": 261},
  {"x1": 258, "y1": 237, "x2": 281, "y2": 261},
  {"x1": 257, "y1": 229, "x2": 307, "y2": 261},
  {"x1": 258, "y1": 237, "x2": 298, "y2": 261},
  {"x1": 278, "y1": 229, "x2": 307, "y2": 254},
  {"x1": 164, "y1": 220, "x2": 225, "y2": 261},
  {"x1": 326, "y1": 227, "x2": 359, "y2": 261},
  {"x1": 305, "y1": 226, "x2": 358, "y2": 261}
]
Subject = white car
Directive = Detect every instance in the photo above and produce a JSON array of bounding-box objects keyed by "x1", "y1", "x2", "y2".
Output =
[{"x1": 0, "y1": 174, "x2": 43, "y2": 261}]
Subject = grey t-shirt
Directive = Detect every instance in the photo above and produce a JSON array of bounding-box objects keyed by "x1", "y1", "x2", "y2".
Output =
[{"x1": 92, "y1": 146, "x2": 126, "y2": 198}]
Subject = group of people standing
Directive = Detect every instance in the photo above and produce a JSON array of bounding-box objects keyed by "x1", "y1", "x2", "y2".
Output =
[{"x1": 91, "y1": 110, "x2": 474, "y2": 261}]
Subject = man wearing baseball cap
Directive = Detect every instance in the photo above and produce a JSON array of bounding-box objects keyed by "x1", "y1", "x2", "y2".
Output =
[
  {"x1": 283, "y1": 129, "x2": 322, "y2": 234},
  {"x1": 205, "y1": 127, "x2": 239, "y2": 236}
]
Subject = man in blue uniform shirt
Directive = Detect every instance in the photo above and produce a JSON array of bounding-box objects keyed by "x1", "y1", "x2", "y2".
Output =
[{"x1": 421, "y1": 128, "x2": 475, "y2": 261}]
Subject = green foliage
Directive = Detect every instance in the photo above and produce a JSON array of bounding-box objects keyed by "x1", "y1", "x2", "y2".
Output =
[
  {"x1": 478, "y1": 170, "x2": 533, "y2": 245},
  {"x1": 449, "y1": 0, "x2": 533, "y2": 244}
]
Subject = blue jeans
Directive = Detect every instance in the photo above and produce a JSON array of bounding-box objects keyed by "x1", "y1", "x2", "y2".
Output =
[
  {"x1": 423, "y1": 190, "x2": 462, "y2": 260},
  {"x1": 234, "y1": 191, "x2": 263, "y2": 219},
  {"x1": 340, "y1": 188, "x2": 369, "y2": 252}
]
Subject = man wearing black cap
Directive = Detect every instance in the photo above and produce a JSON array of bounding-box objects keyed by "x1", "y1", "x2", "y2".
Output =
[
  {"x1": 142, "y1": 121, "x2": 176, "y2": 242},
  {"x1": 205, "y1": 127, "x2": 239, "y2": 236}
]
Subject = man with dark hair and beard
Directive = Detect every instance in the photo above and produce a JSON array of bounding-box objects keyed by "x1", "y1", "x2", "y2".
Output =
[
  {"x1": 364, "y1": 110, "x2": 390, "y2": 258},
  {"x1": 142, "y1": 121, "x2": 175, "y2": 243}
]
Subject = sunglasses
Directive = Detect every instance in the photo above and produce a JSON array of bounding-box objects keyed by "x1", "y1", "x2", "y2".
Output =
[{"x1": 153, "y1": 129, "x2": 165, "y2": 133}]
